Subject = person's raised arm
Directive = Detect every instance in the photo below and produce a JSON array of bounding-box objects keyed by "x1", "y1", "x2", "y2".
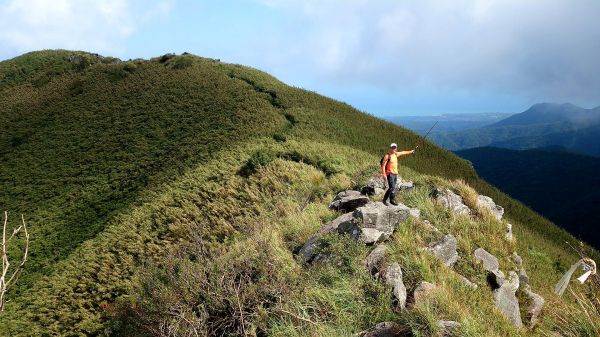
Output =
[{"x1": 396, "y1": 149, "x2": 416, "y2": 157}]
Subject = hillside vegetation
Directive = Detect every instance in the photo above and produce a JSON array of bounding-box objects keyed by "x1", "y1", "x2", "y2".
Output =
[{"x1": 0, "y1": 51, "x2": 598, "y2": 336}]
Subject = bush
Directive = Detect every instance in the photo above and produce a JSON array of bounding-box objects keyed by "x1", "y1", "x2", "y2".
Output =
[
  {"x1": 238, "y1": 150, "x2": 276, "y2": 177},
  {"x1": 172, "y1": 56, "x2": 193, "y2": 70}
]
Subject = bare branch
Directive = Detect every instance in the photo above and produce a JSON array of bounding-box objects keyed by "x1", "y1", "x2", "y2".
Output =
[{"x1": 0, "y1": 212, "x2": 30, "y2": 311}]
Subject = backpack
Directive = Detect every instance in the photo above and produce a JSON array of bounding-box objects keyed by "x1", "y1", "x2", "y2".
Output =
[{"x1": 380, "y1": 154, "x2": 390, "y2": 170}]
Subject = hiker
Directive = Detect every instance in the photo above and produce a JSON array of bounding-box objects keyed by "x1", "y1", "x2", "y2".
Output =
[{"x1": 381, "y1": 143, "x2": 416, "y2": 205}]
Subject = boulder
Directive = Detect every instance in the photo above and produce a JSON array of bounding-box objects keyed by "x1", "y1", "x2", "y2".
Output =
[
  {"x1": 362, "y1": 175, "x2": 388, "y2": 196},
  {"x1": 436, "y1": 320, "x2": 461, "y2": 337},
  {"x1": 329, "y1": 190, "x2": 369, "y2": 212},
  {"x1": 431, "y1": 188, "x2": 471, "y2": 216},
  {"x1": 522, "y1": 285, "x2": 545, "y2": 328},
  {"x1": 383, "y1": 263, "x2": 407, "y2": 309},
  {"x1": 365, "y1": 244, "x2": 387, "y2": 276},
  {"x1": 427, "y1": 235, "x2": 459, "y2": 267},
  {"x1": 513, "y1": 253, "x2": 529, "y2": 286},
  {"x1": 363, "y1": 321, "x2": 406, "y2": 337},
  {"x1": 297, "y1": 212, "x2": 356, "y2": 263},
  {"x1": 477, "y1": 195, "x2": 504, "y2": 220},
  {"x1": 413, "y1": 281, "x2": 436, "y2": 305},
  {"x1": 354, "y1": 202, "x2": 410, "y2": 244},
  {"x1": 493, "y1": 271, "x2": 522, "y2": 328}
]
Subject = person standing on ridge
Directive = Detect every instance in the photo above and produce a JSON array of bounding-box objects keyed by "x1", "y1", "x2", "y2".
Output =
[{"x1": 381, "y1": 143, "x2": 416, "y2": 205}]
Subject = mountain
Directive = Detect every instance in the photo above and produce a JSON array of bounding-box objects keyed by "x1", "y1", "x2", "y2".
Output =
[
  {"x1": 456, "y1": 147, "x2": 600, "y2": 249},
  {"x1": 0, "y1": 51, "x2": 598, "y2": 336},
  {"x1": 385, "y1": 112, "x2": 512, "y2": 134},
  {"x1": 428, "y1": 103, "x2": 600, "y2": 156}
]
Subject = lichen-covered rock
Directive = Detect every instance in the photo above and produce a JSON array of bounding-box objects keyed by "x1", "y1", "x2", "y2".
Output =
[
  {"x1": 329, "y1": 190, "x2": 369, "y2": 212},
  {"x1": 458, "y1": 274, "x2": 478, "y2": 289},
  {"x1": 477, "y1": 195, "x2": 504, "y2": 220},
  {"x1": 365, "y1": 244, "x2": 387, "y2": 276},
  {"x1": 428, "y1": 234, "x2": 459, "y2": 267},
  {"x1": 363, "y1": 321, "x2": 406, "y2": 337},
  {"x1": 383, "y1": 262, "x2": 407, "y2": 309},
  {"x1": 354, "y1": 202, "x2": 410, "y2": 244},
  {"x1": 396, "y1": 180, "x2": 414, "y2": 191},
  {"x1": 431, "y1": 188, "x2": 471, "y2": 215},
  {"x1": 437, "y1": 320, "x2": 461, "y2": 337},
  {"x1": 409, "y1": 208, "x2": 421, "y2": 219}
]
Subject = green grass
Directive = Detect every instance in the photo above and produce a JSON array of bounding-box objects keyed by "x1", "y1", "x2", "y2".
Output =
[{"x1": 0, "y1": 50, "x2": 597, "y2": 336}]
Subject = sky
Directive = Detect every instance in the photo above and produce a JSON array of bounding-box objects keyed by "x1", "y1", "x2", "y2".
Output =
[{"x1": 1, "y1": 0, "x2": 599, "y2": 116}]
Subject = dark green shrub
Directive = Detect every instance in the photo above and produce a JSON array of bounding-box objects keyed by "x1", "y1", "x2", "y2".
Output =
[
  {"x1": 239, "y1": 150, "x2": 276, "y2": 177},
  {"x1": 172, "y1": 56, "x2": 194, "y2": 70}
]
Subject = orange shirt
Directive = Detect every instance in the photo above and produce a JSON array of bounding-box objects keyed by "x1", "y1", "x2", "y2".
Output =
[{"x1": 382, "y1": 151, "x2": 413, "y2": 175}]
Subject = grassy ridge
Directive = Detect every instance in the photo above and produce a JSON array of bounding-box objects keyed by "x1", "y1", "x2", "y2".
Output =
[{"x1": 0, "y1": 51, "x2": 597, "y2": 335}]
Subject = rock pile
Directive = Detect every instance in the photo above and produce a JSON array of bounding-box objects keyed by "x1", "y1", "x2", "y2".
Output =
[{"x1": 430, "y1": 188, "x2": 471, "y2": 215}]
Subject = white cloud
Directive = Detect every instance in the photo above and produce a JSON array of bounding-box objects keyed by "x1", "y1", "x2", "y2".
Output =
[
  {"x1": 253, "y1": 0, "x2": 600, "y2": 105},
  {"x1": 0, "y1": 0, "x2": 173, "y2": 57}
]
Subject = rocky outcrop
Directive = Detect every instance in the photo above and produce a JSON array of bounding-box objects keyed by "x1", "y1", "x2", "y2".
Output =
[
  {"x1": 413, "y1": 281, "x2": 436, "y2": 305},
  {"x1": 365, "y1": 244, "x2": 387, "y2": 277},
  {"x1": 493, "y1": 271, "x2": 522, "y2": 328},
  {"x1": 353, "y1": 202, "x2": 410, "y2": 244},
  {"x1": 458, "y1": 274, "x2": 478, "y2": 289},
  {"x1": 329, "y1": 190, "x2": 369, "y2": 212},
  {"x1": 427, "y1": 235, "x2": 459, "y2": 267},
  {"x1": 363, "y1": 321, "x2": 406, "y2": 337},
  {"x1": 383, "y1": 263, "x2": 407, "y2": 310},
  {"x1": 431, "y1": 188, "x2": 471, "y2": 216},
  {"x1": 476, "y1": 195, "x2": 504, "y2": 220},
  {"x1": 396, "y1": 180, "x2": 414, "y2": 191},
  {"x1": 436, "y1": 320, "x2": 461, "y2": 337}
]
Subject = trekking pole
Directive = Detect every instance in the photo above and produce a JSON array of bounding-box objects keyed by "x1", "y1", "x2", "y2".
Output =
[{"x1": 415, "y1": 121, "x2": 438, "y2": 151}]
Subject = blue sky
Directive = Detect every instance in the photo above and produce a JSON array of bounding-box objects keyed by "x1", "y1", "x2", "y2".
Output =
[{"x1": 1, "y1": 0, "x2": 599, "y2": 116}]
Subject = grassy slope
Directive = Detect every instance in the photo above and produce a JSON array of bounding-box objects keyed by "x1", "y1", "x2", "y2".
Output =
[{"x1": 0, "y1": 51, "x2": 597, "y2": 336}]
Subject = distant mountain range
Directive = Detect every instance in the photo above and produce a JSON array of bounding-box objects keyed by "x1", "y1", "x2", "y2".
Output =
[
  {"x1": 456, "y1": 147, "x2": 600, "y2": 249},
  {"x1": 385, "y1": 112, "x2": 513, "y2": 134},
  {"x1": 419, "y1": 103, "x2": 600, "y2": 157}
]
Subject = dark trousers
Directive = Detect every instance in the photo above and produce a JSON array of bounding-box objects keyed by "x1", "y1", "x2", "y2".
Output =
[{"x1": 383, "y1": 173, "x2": 397, "y2": 202}]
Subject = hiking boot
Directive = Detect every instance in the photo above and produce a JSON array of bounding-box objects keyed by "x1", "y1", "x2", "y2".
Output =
[
  {"x1": 390, "y1": 197, "x2": 398, "y2": 206},
  {"x1": 383, "y1": 199, "x2": 389, "y2": 206}
]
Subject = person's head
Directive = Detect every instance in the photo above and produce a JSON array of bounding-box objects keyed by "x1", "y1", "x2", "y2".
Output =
[{"x1": 388, "y1": 143, "x2": 397, "y2": 153}]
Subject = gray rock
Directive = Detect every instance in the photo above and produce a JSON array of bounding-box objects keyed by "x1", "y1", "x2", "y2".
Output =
[
  {"x1": 362, "y1": 175, "x2": 388, "y2": 196},
  {"x1": 522, "y1": 285, "x2": 545, "y2": 328},
  {"x1": 436, "y1": 320, "x2": 461, "y2": 337},
  {"x1": 474, "y1": 248, "x2": 500, "y2": 273},
  {"x1": 354, "y1": 202, "x2": 410, "y2": 244},
  {"x1": 297, "y1": 212, "x2": 356, "y2": 263},
  {"x1": 431, "y1": 188, "x2": 471, "y2": 216},
  {"x1": 474, "y1": 247, "x2": 505, "y2": 287},
  {"x1": 409, "y1": 208, "x2": 421, "y2": 219},
  {"x1": 493, "y1": 271, "x2": 522, "y2": 328},
  {"x1": 365, "y1": 245, "x2": 387, "y2": 276},
  {"x1": 383, "y1": 263, "x2": 407, "y2": 309},
  {"x1": 505, "y1": 223, "x2": 514, "y2": 241},
  {"x1": 363, "y1": 321, "x2": 406, "y2": 337},
  {"x1": 329, "y1": 190, "x2": 369, "y2": 212},
  {"x1": 428, "y1": 235, "x2": 459, "y2": 267},
  {"x1": 477, "y1": 195, "x2": 504, "y2": 220},
  {"x1": 396, "y1": 180, "x2": 414, "y2": 191},
  {"x1": 413, "y1": 281, "x2": 436, "y2": 305}
]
